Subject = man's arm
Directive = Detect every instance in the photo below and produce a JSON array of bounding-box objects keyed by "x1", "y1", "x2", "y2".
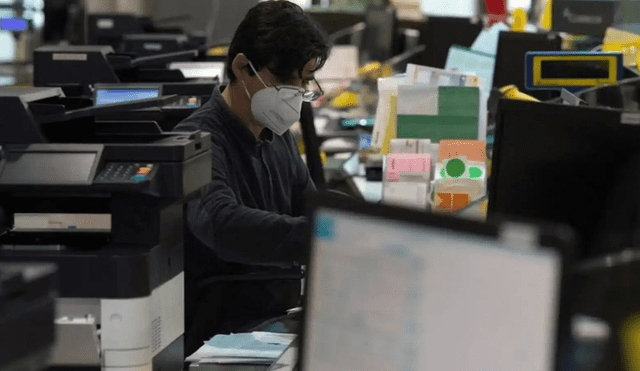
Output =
[{"x1": 187, "y1": 145, "x2": 308, "y2": 268}]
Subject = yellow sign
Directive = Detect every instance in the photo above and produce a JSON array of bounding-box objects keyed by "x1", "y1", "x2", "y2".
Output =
[{"x1": 532, "y1": 54, "x2": 619, "y2": 87}]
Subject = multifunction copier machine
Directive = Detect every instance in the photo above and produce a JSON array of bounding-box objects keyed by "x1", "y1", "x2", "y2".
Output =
[
  {"x1": 0, "y1": 263, "x2": 58, "y2": 371},
  {"x1": 0, "y1": 87, "x2": 213, "y2": 371}
]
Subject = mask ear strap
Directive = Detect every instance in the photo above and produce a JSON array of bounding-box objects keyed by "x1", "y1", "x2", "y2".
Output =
[
  {"x1": 246, "y1": 60, "x2": 270, "y2": 89},
  {"x1": 240, "y1": 79, "x2": 252, "y2": 100}
]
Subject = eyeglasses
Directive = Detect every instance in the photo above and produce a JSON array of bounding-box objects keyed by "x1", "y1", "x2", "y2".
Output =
[
  {"x1": 246, "y1": 59, "x2": 324, "y2": 102},
  {"x1": 272, "y1": 77, "x2": 324, "y2": 102}
]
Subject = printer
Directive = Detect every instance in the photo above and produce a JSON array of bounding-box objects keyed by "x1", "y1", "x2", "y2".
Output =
[
  {"x1": 0, "y1": 87, "x2": 213, "y2": 371},
  {"x1": 33, "y1": 45, "x2": 218, "y2": 97},
  {"x1": 87, "y1": 14, "x2": 207, "y2": 54},
  {"x1": 123, "y1": 34, "x2": 192, "y2": 57},
  {"x1": 33, "y1": 45, "x2": 219, "y2": 130},
  {"x1": 0, "y1": 263, "x2": 58, "y2": 371}
]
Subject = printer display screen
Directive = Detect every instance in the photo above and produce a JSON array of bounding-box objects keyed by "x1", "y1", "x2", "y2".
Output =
[
  {"x1": 94, "y1": 88, "x2": 160, "y2": 106},
  {"x1": 0, "y1": 152, "x2": 97, "y2": 184},
  {"x1": 540, "y1": 59, "x2": 610, "y2": 79}
]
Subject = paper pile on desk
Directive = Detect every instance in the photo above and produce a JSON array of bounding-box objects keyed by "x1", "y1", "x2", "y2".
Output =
[{"x1": 185, "y1": 332, "x2": 297, "y2": 364}]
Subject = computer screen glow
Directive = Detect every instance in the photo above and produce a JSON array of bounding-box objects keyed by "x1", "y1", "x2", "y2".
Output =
[
  {"x1": 304, "y1": 207, "x2": 561, "y2": 371},
  {"x1": 446, "y1": 46, "x2": 495, "y2": 100},
  {"x1": 94, "y1": 89, "x2": 160, "y2": 106},
  {"x1": 0, "y1": 17, "x2": 28, "y2": 32}
]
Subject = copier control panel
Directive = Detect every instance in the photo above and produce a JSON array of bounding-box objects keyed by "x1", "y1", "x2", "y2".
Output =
[{"x1": 94, "y1": 162, "x2": 157, "y2": 183}]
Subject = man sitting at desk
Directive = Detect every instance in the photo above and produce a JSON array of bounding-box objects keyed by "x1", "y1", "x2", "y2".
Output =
[{"x1": 173, "y1": 0, "x2": 330, "y2": 355}]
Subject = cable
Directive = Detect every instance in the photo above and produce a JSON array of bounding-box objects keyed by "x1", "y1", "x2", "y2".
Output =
[
  {"x1": 328, "y1": 22, "x2": 366, "y2": 44},
  {"x1": 575, "y1": 75, "x2": 640, "y2": 96},
  {"x1": 545, "y1": 75, "x2": 640, "y2": 104},
  {"x1": 384, "y1": 44, "x2": 426, "y2": 67}
]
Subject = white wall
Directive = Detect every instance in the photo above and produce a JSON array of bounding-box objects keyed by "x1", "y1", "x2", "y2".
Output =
[
  {"x1": 419, "y1": 0, "x2": 531, "y2": 16},
  {"x1": 421, "y1": 0, "x2": 475, "y2": 17}
]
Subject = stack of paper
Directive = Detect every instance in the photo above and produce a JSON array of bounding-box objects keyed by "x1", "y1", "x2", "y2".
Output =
[{"x1": 186, "y1": 332, "x2": 297, "y2": 365}]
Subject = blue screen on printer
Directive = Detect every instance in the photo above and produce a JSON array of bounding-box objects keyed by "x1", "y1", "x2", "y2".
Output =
[{"x1": 94, "y1": 88, "x2": 160, "y2": 106}]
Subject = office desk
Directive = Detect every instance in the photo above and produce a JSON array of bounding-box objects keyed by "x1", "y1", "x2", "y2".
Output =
[
  {"x1": 352, "y1": 176, "x2": 382, "y2": 202},
  {"x1": 186, "y1": 314, "x2": 300, "y2": 371},
  {"x1": 189, "y1": 363, "x2": 268, "y2": 371}
]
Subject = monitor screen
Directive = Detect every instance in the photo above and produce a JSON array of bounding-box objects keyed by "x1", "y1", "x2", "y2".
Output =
[
  {"x1": 414, "y1": 17, "x2": 482, "y2": 69},
  {"x1": 446, "y1": 45, "x2": 495, "y2": 99},
  {"x1": 492, "y1": 31, "x2": 562, "y2": 100},
  {"x1": 303, "y1": 205, "x2": 561, "y2": 371},
  {"x1": 0, "y1": 152, "x2": 97, "y2": 184},
  {"x1": 0, "y1": 17, "x2": 28, "y2": 32},
  {"x1": 94, "y1": 88, "x2": 160, "y2": 106},
  {"x1": 539, "y1": 59, "x2": 610, "y2": 79},
  {"x1": 489, "y1": 99, "x2": 639, "y2": 259}
]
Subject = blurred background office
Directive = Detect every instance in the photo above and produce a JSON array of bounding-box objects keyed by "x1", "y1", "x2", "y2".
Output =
[{"x1": 0, "y1": 0, "x2": 533, "y2": 80}]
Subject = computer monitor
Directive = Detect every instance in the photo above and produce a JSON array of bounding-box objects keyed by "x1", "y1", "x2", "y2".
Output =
[
  {"x1": 208, "y1": 0, "x2": 260, "y2": 46},
  {"x1": 93, "y1": 84, "x2": 162, "y2": 106},
  {"x1": 492, "y1": 31, "x2": 561, "y2": 101},
  {"x1": 445, "y1": 45, "x2": 495, "y2": 100},
  {"x1": 360, "y1": 6, "x2": 397, "y2": 63},
  {"x1": 413, "y1": 16, "x2": 482, "y2": 69},
  {"x1": 302, "y1": 194, "x2": 570, "y2": 371},
  {"x1": 489, "y1": 99, "x2": 640, "y2": 260}
]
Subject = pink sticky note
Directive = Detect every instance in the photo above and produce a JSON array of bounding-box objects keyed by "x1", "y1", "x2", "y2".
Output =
[{"x1": 386, "y1": 154, "x2": 431, "y2": 181}]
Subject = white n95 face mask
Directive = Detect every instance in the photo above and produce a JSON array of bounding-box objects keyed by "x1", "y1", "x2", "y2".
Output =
[{"x1": 242, "y1": 60, "x2": 304, "y2": 136}]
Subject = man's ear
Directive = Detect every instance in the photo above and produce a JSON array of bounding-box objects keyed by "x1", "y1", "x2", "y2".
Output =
[{"x1": 231, "y1": 53, "x2": 249, "y2": 81}]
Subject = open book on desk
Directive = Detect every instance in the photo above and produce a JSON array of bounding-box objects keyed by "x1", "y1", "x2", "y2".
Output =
[{"x1": 186, "y1": 332, "x2": 297, "y2": 364}]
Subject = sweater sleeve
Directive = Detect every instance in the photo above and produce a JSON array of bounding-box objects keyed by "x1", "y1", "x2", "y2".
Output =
[{"x1": 186, "y1": 141, "x2": 309, "y2": 268}]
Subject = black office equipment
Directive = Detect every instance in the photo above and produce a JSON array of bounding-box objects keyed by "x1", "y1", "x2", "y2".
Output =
[
  {"x1": 122, "y1": 33, "x2": 190, "y2": 57},
  {"x1": 552, "y1": 0, "x2": 640, "y2": 38},
  {"x1": 43, "y1": 0, "x2": 85, "y2": 44},
  {"x1": 87, "y1": 13, "x2": 146, "y2": 49},
  {"x1": 488, "y1": 98, "x2": 640, "y2": 260},
  {"x1": 0, "y1": 86, "x2": 213, "y2": 370},
  {"x1": 93, "y1": 83, "x2": 204, "y2": 131},
  {"x1": 492, "y1": 31, "x2": 562, "y2": 101},
  {"x1": 413, "y1": 16, "x2": 482, "y2": 69},
  {"x1": 571, "y1": 250, "x2": 640, "y2": 370},
  {"x1": 33, "y1": 45, "x2": 216, "y2": 98},
  {"x1": 0, "y1": 263, "x2": 57, "y2": 371},
  {"x1": 301, "y1": 192, "x2": 574, "y2": 371},
  {"x1": 360, "y1": 6, "x2": 398, "y2": 63}
]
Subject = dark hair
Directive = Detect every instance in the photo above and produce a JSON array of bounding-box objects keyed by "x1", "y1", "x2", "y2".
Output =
[{"x1": 226, "y1": 0, "x2": 330, "y2": 84}]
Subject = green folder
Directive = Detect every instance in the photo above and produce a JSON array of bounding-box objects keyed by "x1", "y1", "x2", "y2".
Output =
[{"x1": 397, "y1": 86, "x2": 479, "y2": 142}]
